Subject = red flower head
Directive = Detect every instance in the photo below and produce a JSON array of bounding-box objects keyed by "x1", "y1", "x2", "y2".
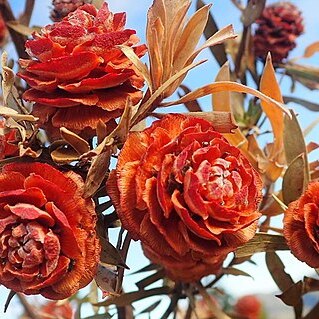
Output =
[
  {"x1": 0, "y1": 162, "x2": 100, "y2": 299},
  {"x1": 107, "y1": 114, "x2": 262, "y2": 282},
  {"x1": 18, "y1": 3, "x2": 146, "y2": 136},
  {"x1": 253, "y1": 2, "x2": 304, "y2": 64},
  {"x1": 284, "y1": 181, "x2": 319, "y2": 268},
  {"x1": 0, "y1": 13, "x2": 8, "y2": 46},
  {"x1": 22, "y1": 301, "x2": 73, "y2": 319},
  {"x1": 234, "y1": 295, "x2": 262, "y2": 319},
  {"x1": 0, "y1": 119, "x2": 19, "y2": 159}
]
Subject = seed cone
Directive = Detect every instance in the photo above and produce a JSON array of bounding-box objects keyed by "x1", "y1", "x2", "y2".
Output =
[{"x1": 253, "y1": 2, "x2": 304, "y2": 64}]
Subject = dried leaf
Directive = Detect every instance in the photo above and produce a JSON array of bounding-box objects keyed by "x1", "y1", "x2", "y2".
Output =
[
  {"x1": 96, "y1": 120, "x2": 108, "y2": 144},
  {"x1": 138, "y1": 300, "x2": 161, "y2": 315},
  {"x1": 51, "y1": 146, "x2": 79, "y2": 164},
  {"x1": 196, "y1": 0, "x2": 227, "y2": 66},
  {"x1": 83, "y1": 142, "x2": 113, "y2": 198},
  {"x1": 91, "y1": 0, "x2": 104, "y2": 9},
  {"x1": 284, "y1": 96, "x2": 319, "y2": 112},
  {"x1": 235, "y1": 233, "x2": 288, "y2": 258},
  {"x1": 261, "y1": 191, "x2": 284, "y2": 217},
  {"x1": 241, "y1": 0, "x2": 266, "y2": 27},
  {"x1": 94, "y1": 286, "x2": 172, "y2": 307},
  {"x1": 178, "y1": 84, "x2": 202, "y2": 112},
  {"x1": 5, "y1": 118, "x2": 26, "y2": 142},
  {"x1": 213, "y1": 62, "x2": 231, "y2": 112},
  {"x1": 222, "y1": 267, "x2": 252, "y2": 278},
  {"x1": 162, "y1": 81, "x2": 289, "y2": 118},
  {"x1": 266, "y1": 252, "x2": 303, "y2": 318},
  {"x1": 99, "y1": 237, "x2": 128, "y2": 269},
  {"x1": 277, "y1": 281, "x2": 303, "y2": 308},
  {"x1": 282, "y1": 154, "x2": 307, "y2": 205},
  {"x1": 4, "y1": 290, "x2": 15, "y2": 313},
  {"x1": 95, "y1": 264, "x2": 118, "y2": 297},
  {"x1": 284, "y1": 63, "x2": 319, "y2": 90},
  {"x1": 304, "y1": 302, "x2": 319, "y2": 319},
  {"x1": 133, "y1": 59, "x2": 206, "y2": 124},
  {"x1": 135, "y1": 270, "x2": 164, "y2": 290},
  {"x1": 303, "y1": 41, "x2": 319, "y2": 58},
  {"x1": 6, "y1": 21, "x2": 40, "y2": 36},
  {"x1": 60, "y1": 127, "x2": 90, "y2": 155},
  {"x1": 19, "y1": 145, "x2": 42, "y2": 158},
  {"x1": 119, "y1": 45, "x2": 153, "y2": 93},
  {"x1": 303, "y1": 277, "x2": 319, "y2": 294},
  {"x1": 259, "y1": 54, "x2": 284, "y2": 166}
]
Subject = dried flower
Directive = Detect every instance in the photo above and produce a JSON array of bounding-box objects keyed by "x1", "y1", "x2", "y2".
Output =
[
  {"x1": 0, "y1": 119, "x2": 18, "y2": 159},
  {"x1": 51, "y1": 0, "x2": 93, "y2": 22},
  {"x1": 253, "y1": 2, "x2": 304, "y2": 64},
  {"x1": 284, "y1": 181, "x2": 319, "y2": 268},
  {"x1": 107, "y1": 114, "x2": 262, "y2": 282},
  {"x1": 21, "y1": 301, "x2": 73, "y2": 319},
  {"x1": 0, "y1": 13, "x2": 8, "y2": 46},
  {"x1": 234, "y1": 295, "x2": 262, "y2": 319},
  {"x1": 18, "y1": 3, "x2": 146, "y2": 136},
  {"x1": 0, "y1": 162, "x2": 100, "y2": 299}
]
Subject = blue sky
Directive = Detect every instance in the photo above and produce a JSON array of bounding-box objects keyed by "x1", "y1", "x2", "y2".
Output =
[{"x1": 2, "y1": 0, "x2": 319, "y2": 318}]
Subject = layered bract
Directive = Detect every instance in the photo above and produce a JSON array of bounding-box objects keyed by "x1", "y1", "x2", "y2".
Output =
[{"x1": 107, "y1": 114, "x2": 262, "y2": 282}]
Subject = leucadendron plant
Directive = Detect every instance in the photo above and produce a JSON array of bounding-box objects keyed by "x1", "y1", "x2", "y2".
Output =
[{"x1": 0, "y1": 0, "x2": 319, "y2": 318}]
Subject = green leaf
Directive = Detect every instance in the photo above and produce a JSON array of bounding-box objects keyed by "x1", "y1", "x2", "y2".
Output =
[
  {"x1": 235, "y1": 233, "x2": 288, "y2": 258},
  {"x1": 94, "y1": 287, "x2": 172, "y2": 307},
  {"x1": 196, "y1": 0, "x2": 227, "y2": 66}
]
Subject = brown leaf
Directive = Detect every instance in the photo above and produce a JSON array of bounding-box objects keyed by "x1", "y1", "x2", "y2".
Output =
[
  {"x1": 6, "y1": 21, "x2": 40, "y2": 36},
  {"x1": 83, "y1": 143, "x2": 113, "y2": 198},
  {"x1": 51, "y1": 145, "x2": 79, "y2": 164},
  {"x1": 284, "y1": 96, "x2": 319, "y2": 112},
  {"x1": 261, "y1": 191, "x2": 284, "y2": 217},
  {"x1": 303, "y1": 277, "x2": 319, "y2": 294},
  {"x1": 93, "y1": 286, "x2": 172, "y2": 307},
  {"x1": 60, "y1": 127, "x2": 90, "y2": 155},
  {"x1": 282, "y1": 154, "x2": 307, "y2": 205},
  {"x1": 241, "y1": 0, "x2": 266, "y2": 27},
  {"x1": 178, "y1": 84, "x2": 202, "y2": 112},
  {"x1": 99, "y1": 237, "x2": 128, "y2": 269},
  {"x1": 235, "y1": 233, "x2": 288, "y2": 258},
  {"x1": 303, "y1": 41, "x2": 319, "y2": 58},
  {"x1": 277, "y1": 281, "x2": 303, "y2": 310},
  {"x1": 196, "y1": 0, "x2": 228, "y2": 66},
  {"x1": 222, "y1": 267, "x2": 252, "y2": 278},
  {"x1": 260, "y1": 54, "x2": 285, "y2": 171},
  {"x1": 213, "y1": 62, "x2": 231, "y2": 112},
  {"x1": 118, "y1": 45, "x2": 153, "y2": 93}
]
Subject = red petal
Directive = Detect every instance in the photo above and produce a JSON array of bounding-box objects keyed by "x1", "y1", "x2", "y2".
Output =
[
  {"x1": 0, "y1": 171, "x2": 25, "y2": 191},
  {"x1": 0, "y1": 188, "x2": 47, "y2": 208},
  {"x1": 45, "y1": 202, "x2": 81, "y2": 258},
  {"x1": 58, "y1": 70, "x2": 134, "y2": 93},
  {"x1": 18, "y1": 71, "x2": 58, "y2": 92},
  {"x1": 52, "y1": 105, "x2": 121, "y2": 130},
  {"x1": 25, "y1": 37, "x2": 65, "y2": 62},
  {"x1": 23, "y1": 88, "x2": 99, "y2": 107},
  {"x1": 26, "y1": 52, "x2": 102, "y2": 80},
  {"x1": 7, "y1": 203, "x2": 55, "y2": 226}
]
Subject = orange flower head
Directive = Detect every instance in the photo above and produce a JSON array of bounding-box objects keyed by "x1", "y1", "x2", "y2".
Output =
[
  {"x1": 235, "y1": 295, "x2": 262, "y2": 319},
  {"x1": 0, "y1": 162, "x2": 101, "y2": 299},
  {"x1": 107, "y1": 114, "x2": 262, "y2": 282},
  {"x1": 39, "y1": 301, "x2": 73, "y2": 319},
  {"x1": 284, "y1": 181, "x2": 319, "y2": 268},
  {"x1": 18, "y1": 3, "x2": 146, "y2": 136}
]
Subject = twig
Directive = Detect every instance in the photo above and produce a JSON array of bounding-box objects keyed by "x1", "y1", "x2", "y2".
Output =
[
  {"x1": 0, "y1": 0, "x2": 28, "y2": 58},
  {"x1": 20, "y1": 0, "x2": 35, "y2": 26},
  {"x1": 17, "y1": 293, "x2": 38, "y2": 319}
]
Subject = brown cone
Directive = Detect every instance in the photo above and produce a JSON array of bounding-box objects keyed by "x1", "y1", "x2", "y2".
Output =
[
  {"x1": 253, "y1": 2, "x2": 304, "y2": 64},
  {"x1": 50, "y1": 0, "x2": 92, "y2": 21}
]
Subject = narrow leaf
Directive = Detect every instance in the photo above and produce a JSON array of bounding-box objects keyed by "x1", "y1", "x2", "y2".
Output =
[
  {"x1": 222, "y1": 267, "x2": 252, "y2": 278},
  {"x1": 284, "y1": 96, "x2": 319, "y2": 112},
  {"x1": 235, "y1": 233, "x2": 288, "y2": 258},
  {"x1": 213, "y1": 62, "x2": 231, "y2": 112},
  {"x1": 196, "y1": 0, "x2": 227, "y2": 66},
  {"x1": 303, "y1": 41, "x2": 319, "y2": 58},
  {"x1": 282, "y1": 154, "x2": 308, "y2": 205},
  {"x1": 94, "y1": 287, "x2": 172, "y2": 307},
  {"x1": 241, "y1": 0, "x2": 266, "y2": 27},
  {"x1": 99, "y1": 237, "x2": 129, "y2": 269},
  {"x1": 60, "y1": 127, "x2": 90, "y2": 155},
  {"x1": 4, "y1": 290, "x2": 15, "y2": 312},
  {"x1": 178, "y1": 84, "x2": 202, "y2": 112},
  {"x1": 6, "y1": 21, "x2": 40, "y2": 36}
]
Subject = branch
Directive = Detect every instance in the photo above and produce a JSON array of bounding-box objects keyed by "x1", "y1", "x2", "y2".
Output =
[
  {"x1": 17, "y1": 293, "x2": 38, "y2": 319},
  {"x1": 0, "y1": 0, "x2": 28, "y2": 58}
]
